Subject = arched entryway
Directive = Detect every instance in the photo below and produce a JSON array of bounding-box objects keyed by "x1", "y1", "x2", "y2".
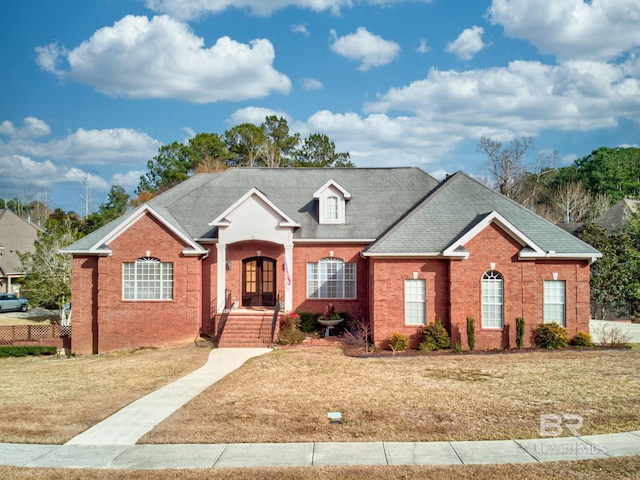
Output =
[{"x1": 242, "y1": 256, "x2": 276, "y2": 307}]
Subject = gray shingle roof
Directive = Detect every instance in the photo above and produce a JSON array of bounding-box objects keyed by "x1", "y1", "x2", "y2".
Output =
[
  {"x1": 593, "y1": 199, "x2": 640, "y2": 233},
  {"x1": 365, "y1": 172, "x2": 600, "y2": 257},
  {"x1": 0, "y1": 209, "x2": 43, "y2": 275},
  {"x1": 64, "y1": 168, "x2": 599, "y2": 259},
  {"x1": 65, "y1": 168, "x2": 439, "y2": 251}
]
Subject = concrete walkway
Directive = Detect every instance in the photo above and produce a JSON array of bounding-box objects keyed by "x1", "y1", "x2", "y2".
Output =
[
  {"x1": 66, "y1": 348, "x2": 271, "y2": 446},
  {"x1": 1, "y1": 346, "x2": 640, "y2": 469}
]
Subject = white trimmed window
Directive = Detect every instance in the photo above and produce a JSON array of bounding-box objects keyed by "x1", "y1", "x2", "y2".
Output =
[
  {"x1": 123, "y1": 257, "x2": 173, "y2": 300},
  {"x1": 405, "y1": 279, "x2": 426, "y2": 325},
  {"x1": 544, "y1": 280, "x2": 565, "y2": 326},
  {"x1": 325, "y1": 195, "x2": 339, "y2": 222},
  {"x1": 307, "y1": 257, "x2": 356, "y2": 299},
  {"x1": 482, "y1": 270, "x2": 504, "y2": 328}
]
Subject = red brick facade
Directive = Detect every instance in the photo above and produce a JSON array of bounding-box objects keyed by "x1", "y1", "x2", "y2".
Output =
[
  {"x1": 369, "y1": 223, "x2": 592, "y2": 350},
  {"x1": 71, "y1": 213, "x2": 592, "y2": 354}
]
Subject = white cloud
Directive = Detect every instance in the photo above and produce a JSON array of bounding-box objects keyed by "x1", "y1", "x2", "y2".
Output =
[
  {"x1": 488, "y1": 0, "x2": 640, "y2": 61},
  {"x1": 417, "y1": 38, "x2": 431, "y2": 54},
  {"x1": 63, "y1": 167, "x2": 110, "y2": 191},
  {"x1": 227, "y1": 107, "x2": 290, "y2": 126},
  {"x1": 291, "y1": 24, "x2": 310, "y2": 36},
  {"x1": 145, "y1": 0, "x2": 433, "y2": 20},
  {"x1": 365, "y1": 58, "x2": 640, "y2": 137},
  {"x1": 0, "y1": 117, "x2": 51, "y2": 139},
  {"x1": 445, "y1": 26, "x2": 486, "y2": 60},
  {"x1": 330, "y1": 27, "x2": 401, "y2": 71},
  {"x1": 111, "y1": 170, "x2": 146, "y2": 190},
  {"x1": 36, "y1": 15, "x2": 291, "y2": 103},
  {"x1": 302, "y1": 78, "x2": 324, "y2": 90}
]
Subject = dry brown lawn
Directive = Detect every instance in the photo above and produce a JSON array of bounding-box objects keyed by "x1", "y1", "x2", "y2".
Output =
[
  {"x1": 0, "y1": 344, "x2": 210, "y2": 444},
  {"x1": 143, "y1": 346, "x2": 640, "y2": 444},
  {"x1": 2, "y1": 457, "x2": 640, "y2": 480}
]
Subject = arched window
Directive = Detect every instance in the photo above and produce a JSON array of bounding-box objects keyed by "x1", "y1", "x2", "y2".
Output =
[
  {"x1": 123, "y1": 257, "x2": 173, "y2": 300},
  {"x1": 482, "y1": 270, "x2": 503, "y2": 328},
  {"x1": 307, "y1": 257, "x2": 356, "y2": 299}
]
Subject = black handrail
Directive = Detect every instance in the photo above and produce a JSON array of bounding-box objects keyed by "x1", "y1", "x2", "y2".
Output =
[{"x1": 269, "y1": 293, "x2": 281, "y2": 347}]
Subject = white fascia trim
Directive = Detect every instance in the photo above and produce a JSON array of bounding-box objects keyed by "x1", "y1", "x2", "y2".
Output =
[
  {"x1": 95, "y1": 204, "x2": 208, "y2": 256},
  {"x1": 443, "y1": 211, "x2": 545, "y2": 257},
  {"x1": 361, "y1": 252, "x2": 443, "y2": 258},
  {"x1": 294, "y1": 238, "x2": 375, "y2": 244},
  {"x1": 313, "y1": 179, "x2": 352, "y2": 199},
  {"x1": 60, "y1": 249, "x2": 112, "y2": 256},
  {"x1": 519, "y1": 251, "x2": 603, "y2": 261},
  {"x1": 209, "y1": 187, "x2": 299, "y2": 228}
]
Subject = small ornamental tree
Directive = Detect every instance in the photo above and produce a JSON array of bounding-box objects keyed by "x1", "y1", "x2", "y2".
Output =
[
  {"x1": 466, "y1": 317, "x2": 475, "y2": 351},
  {"x1": 516, "y1": 317, "x2": 525, "y2": 349}
]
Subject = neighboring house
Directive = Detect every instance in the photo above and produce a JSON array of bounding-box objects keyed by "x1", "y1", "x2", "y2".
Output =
[
  {"x1": 0, "y1": 209, "x2": 43, "y2": 294},
  {"x1": 63, "y1": 168, "x2": 601, "y2": 354},
  {"x1": 592, "y1": 199, "x2": 640, "y2": 233}
]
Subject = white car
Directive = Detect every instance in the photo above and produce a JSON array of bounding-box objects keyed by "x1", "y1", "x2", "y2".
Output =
[{"x1": 0, "y1": 294, "x2": 29, "y2": 312}]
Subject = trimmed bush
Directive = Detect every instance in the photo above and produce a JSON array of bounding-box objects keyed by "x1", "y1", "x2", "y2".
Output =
[
  {"x1": 276, "y1": 315, "x2": 306, "y2": 345},
  {"x1": 466, "y1": 316, "x2": 475, "y2": 351},
  {"x1": 533, "y1": 322, "x2": 569, "y2": 349},
  {"x1": 389, "y1": 332, "x2": 408, "y2": 354},
  {"x1": 516, "y1": 317, "x2": 525, "y2": 349},
  {"x1": 0, "y1": 346, "x2": 57, "y2": 358},
  {"x1": 420, "y1": 320, "x2": 451, "y2": 352},
  {"x1": 571, "y1": 331, "x2": 594, "y2": 347},
  {"x1": 297, "y1": 311, "x2": 318, "y2": 332}
]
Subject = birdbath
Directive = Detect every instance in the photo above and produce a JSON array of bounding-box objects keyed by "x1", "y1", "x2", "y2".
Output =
[{"x1": 317, "y1": 317, "x2": 343, "y2": 337}]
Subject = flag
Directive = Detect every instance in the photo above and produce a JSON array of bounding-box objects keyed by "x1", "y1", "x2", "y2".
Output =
[{"x1": 284, "y1": 257, "x2": 291, "y2": 287}]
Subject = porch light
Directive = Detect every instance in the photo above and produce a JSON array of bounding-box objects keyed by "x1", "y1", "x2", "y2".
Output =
[{"x1": 226, "y1": 261, "x2": 232, "y2": 271}]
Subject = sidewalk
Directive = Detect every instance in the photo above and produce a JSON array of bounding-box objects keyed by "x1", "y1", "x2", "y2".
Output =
[
  {"x1": 1, "y1": 347, "x2": 640, "y2": 469},
  {"x1": 2, "y1": 432, "x2": 640, "y2": 469}
]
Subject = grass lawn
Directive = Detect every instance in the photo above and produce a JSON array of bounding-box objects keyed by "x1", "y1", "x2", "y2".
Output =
[
  {"x1": 142, "y1": 346, "x2": 640, "y2": 444},
  {"x1": 1, "y1": 344, "x2": 640, "y2": 478},
  {"x1": 0, "y1": 344, "x2": 210, "y2": 444}
]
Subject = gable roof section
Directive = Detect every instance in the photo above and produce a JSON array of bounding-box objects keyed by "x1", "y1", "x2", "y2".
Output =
[
  {"x1": 63, "y1": 204, "x2": 208, "y2": 256},
  {"x1": 210, "y1": 187, "x2": 299, "y2": 228},
  {"x1": 0, "y1": 209, "x2": 44, "y2": 275},
  {"x1": 593, "y1": 198, "x2": 640, "y2": 233},
  {"x1": 364, "y1": 172, "x2": 601, "y2": 261},
  {"x1": 313, "y1": 179, "x2": 352, "y2": 200}
]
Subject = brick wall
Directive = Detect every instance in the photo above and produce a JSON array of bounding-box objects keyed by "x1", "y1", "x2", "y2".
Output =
[
  {"x1": 369, "y1": 258, "x2": 449, "y2": 348},
  {"x1": 71, "y1": 213, "x2": 201, "y2": 354},
  {"x1": 368, "y1": 223, "x2": 592, "y2": 351}
]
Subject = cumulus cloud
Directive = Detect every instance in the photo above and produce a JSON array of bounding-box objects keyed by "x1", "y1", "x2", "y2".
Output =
[
  {"x1": 330, "y1": 27, "x2": 401, "y2": 71},
  {"x1": 417, "y1": 38, "x2": 431, "y2": 54},
  {"x1": 227, "y1": 107, "x2": 291, "y2": 126},
  {"x1": 302, "y1": 78, "x2": 323, "y2": 90},
  {"x1": 111, "y1": 170, "x2": 147, "y2": 190},
  {"x1": 365, "y1": 58, "x2": 640, "y2": 137},
  {"x1": 445, "y1": 26, "x2": 486, "y2": 60},
  {"x1": 291, "y1": 24, "x2": 310, "y2": 36},
  {"x1": 488, "y1": 0, "x2": 640, "y2": 61},
  {"x1": 145, "y1": 0, "x2": 433, "y2": 20},
  {"x1": 35, "y1": 15, "x2": 291, "y2": 103},
  {"x1": 63, "y1": 167, "x2": 111, "y2": 191},
  {"x1": 0, "y1": 117, "x2": 51, "y2": 139}
]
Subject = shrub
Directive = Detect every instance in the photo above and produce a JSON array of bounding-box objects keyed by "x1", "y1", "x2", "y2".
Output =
[
  {"x1": 466, "y1": 316, "x2": 475, "y2": 351},
  {"x1": 297, "y1": 311, "x2": 318, "y2": 332},
  {"x1": 343, "y1": 317, "x2": 371, "y2": 349},
  {"x1": 593, "y1": 322, "x2": 630, "y2": 348},
  {"x1": 0, "y1": 346, "x2": 57, "y2": 358},
  {"x1": 571, "y1": 331, "x2": 594, "y2": 347},
  {"x1": 276, "y1": 315, "x2": 306, "y2": 345},
  {"x1": 533, "y1": 322, "x2": 569, "y2": 349},
  {"x1": 516, "y1": 317, "x2": 525, "y2": 349},
  {"x1": 389, "y1": 332, "x2": 408, "y2": 354},
  {"x1": 421, "y1": 320, "x2": 451, "y2": 352}
]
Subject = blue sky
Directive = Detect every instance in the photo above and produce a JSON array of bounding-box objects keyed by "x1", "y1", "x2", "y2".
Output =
[{"x1": 1, "y1": 0, "x2": 638, "y2": 214}]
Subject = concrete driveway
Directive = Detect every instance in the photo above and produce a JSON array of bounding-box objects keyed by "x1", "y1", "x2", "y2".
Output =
[{"x1": 590, "y1": 320, "x2": 640, "y2": 344}]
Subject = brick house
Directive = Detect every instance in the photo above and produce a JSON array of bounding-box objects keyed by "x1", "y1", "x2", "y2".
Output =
[{"x1": 63, "y1": 168, "x2": 600, "y2": 354}]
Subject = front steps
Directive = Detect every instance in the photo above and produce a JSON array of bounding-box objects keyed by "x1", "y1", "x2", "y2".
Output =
[{"x1": 216, "y1": 311, "x2": 281, "y2": 348}]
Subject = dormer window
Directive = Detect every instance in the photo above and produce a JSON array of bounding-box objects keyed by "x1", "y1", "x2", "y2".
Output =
[
  {"x1": 325, "y1": 195, "x2": 339, "y2": 222},
  {"x1": 313, "y1": 179, "x2": 351, "y2": 225}
]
